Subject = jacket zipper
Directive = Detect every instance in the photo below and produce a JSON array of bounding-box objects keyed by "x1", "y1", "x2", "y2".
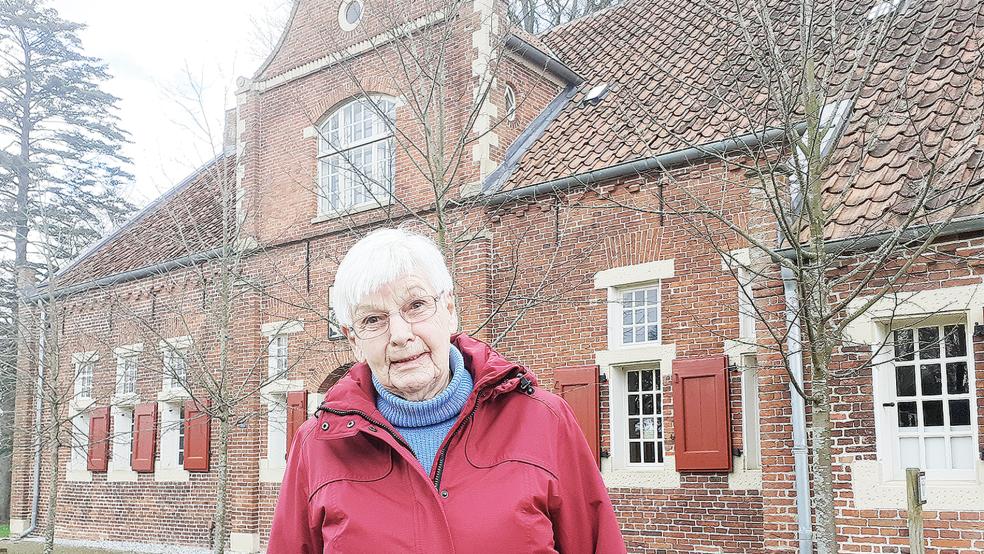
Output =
[
  {"x1": 431, "y1": 397, "x2": 482, "y2": 491},
  {"x1": 319, "y1": 406, "x2": 417, "y2": 457}
]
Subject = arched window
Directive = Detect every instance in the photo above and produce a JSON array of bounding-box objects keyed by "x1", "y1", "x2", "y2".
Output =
[{"x1": 318, "y1": 96, "x2": 396, "y2": 214}]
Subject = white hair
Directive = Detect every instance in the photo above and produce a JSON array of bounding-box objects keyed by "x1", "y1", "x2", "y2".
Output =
[{"x1": 332, "y1": 228, "x2": 453, "y2": 327}]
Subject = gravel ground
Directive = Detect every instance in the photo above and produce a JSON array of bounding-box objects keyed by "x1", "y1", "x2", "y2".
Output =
[{"x1": 0, "y1": 538, "x2": 211, "y2": 554}]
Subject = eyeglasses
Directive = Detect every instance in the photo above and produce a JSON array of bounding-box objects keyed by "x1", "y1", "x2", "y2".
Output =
[{"x1": 349, "y1": 291, "x2": 445, "y2": 340}]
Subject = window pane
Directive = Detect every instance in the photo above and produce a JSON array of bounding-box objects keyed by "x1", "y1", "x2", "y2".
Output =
[
  {"x1": 924, "y1": 436, "x2": 946, "y2": 469},
  {"x1": 945, "y1": 362, "x2": 969, "y2": 394},
  {"x1": 641, "y1": 371, "x2": 654, "y2": 391},
  {"x1": 634, "y1": 309, "x2": 645, "y2": 324},
  {"x1": 918, "y1": 327, "x2": 940, "y2": 359},
  {"x1": 628, "y1": 372, "x2": 639, "y2": 392},
  {"x1": 622, "y1": 292, "x2": 632, "y2": 305},
  {"x1": 642, "y1": 394, "x2": 654, "y2": 415},
  {"x1": 922, "y1": 400, "x2": 943, "y2": 427},
  {"x1": 628, "y1": 395, "x2": 639, "y2": 416},
  {"x1": 948, "y1": 399, "x2": 970, "y2": 426},
  {"x1": 943, "y1": 325, "x2": 966, "y2": 357},
  {"x1": 647, "y1": 325, "x2": 659, "y2": 341},
  {"x1": 951, "y1": 436, "x2": 973, "y2": 470},
  {"x1": 641, "y1": 418, "x2": 655, "y2": 440},
  {"x1": 623, "y1": 329, "x2": 633, "y2": 344},
  {"x1": 657, "y1": 418, "x2": 663, "y2": 438},
  {"x1": 895, "y1": 366, "x2": 915, "y2": 396},
  {"x1": 899, "y1": 437, "x2": 920, "y2": 469},
  {"x1": 629, "y1": 442, "x2": 641, "y2": 463},
  {"x1": 655, "y1": 393, "x2": 662, "y2": 414},
  {"x1": 657, "y1": 442, "x2": 664, "y2": 463},
  {"x1": 646, "y1": 289, "x2": 658, "y2": 304},
  {"x1": 647, "y1": 307, "x2": 658, "y2": 322},
  {"x1": 629, "y1": 418, "x2": 640, "y2": 439},
  {"x1": 894, "y1": 329, "x2": 914, "y2": 361},
  {"x1": 622, "y1": 311, "x2": 632, "y2": 326},
  {"x1": 634, "y1": 291, "x2": 644, "y2": 304},
  {"x1": 898, "y1": 402, "x2": 918, "y2": 427},
  {"x1": 634, "y1": 327, "x2": 645, "y2": 342},
  {"x1": 920, "y1": 364, "x2": 942, "y2": 396},
  {"x1": 643, "y1": 442, "x2": 656, "y2": 463}
]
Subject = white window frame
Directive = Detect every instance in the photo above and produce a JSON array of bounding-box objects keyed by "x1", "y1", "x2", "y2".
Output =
[
  {"x1": 594, "y1": 259, "x2": 680, "y2": 488},
  {"x1": 740, "y1": 353, "x2": 761, "y2": 470},
  {"x1": 72, "y1": 351, "x2": 97, "y2": 400},
  {"x1": 611, "y1": 284, "x2": 662, "y2": 347},
  {"x1": 317, "y1": 96, "x2": 396, "y2": 215},
  {"x1": 155, "y1": 400, "x2": 190, "y2": 482},
  {"x1": 113, "y1": 343, "x2": 142, "y2": 399},
  {"x1": 159, "y1": 336, "x2": 192, "y2": 392},
  {"x1": 609, "y1": 362, "x2": 665, "y2": 469},
  {"x1": 877, "y1": 316, "x2": 977, "y2": 481},
  {"x1": 262, "y1": 320, "x2": 303, "y2": 381},
  {"x1": 259, "y1": 380, "x2": 305, "y2": 483},
  {"x1": 107, "y1": 406, "x2": 137, "y2": 481}
]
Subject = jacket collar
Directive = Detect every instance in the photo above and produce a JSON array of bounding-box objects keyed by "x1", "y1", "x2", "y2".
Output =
[{"x1": 319, "y1": 333, "x2": 536, "y2": 415}]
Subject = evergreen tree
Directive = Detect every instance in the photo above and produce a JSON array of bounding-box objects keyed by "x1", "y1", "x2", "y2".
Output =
[{"x1": 0, "y1": 0, "x2": 134, "y2": 529}]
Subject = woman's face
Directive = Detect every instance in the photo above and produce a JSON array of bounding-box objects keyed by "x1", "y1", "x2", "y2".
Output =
[{"x1": 344, "y1": 273, "x2": 457, "y2": 401}]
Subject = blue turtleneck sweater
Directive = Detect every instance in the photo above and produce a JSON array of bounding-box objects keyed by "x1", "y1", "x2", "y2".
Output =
[{"x1": 372, "y1": 345, "x2": 473, "y2": 475}]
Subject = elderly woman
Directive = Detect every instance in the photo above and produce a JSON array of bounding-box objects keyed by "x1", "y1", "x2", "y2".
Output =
[{"x1": 269, "y1": 228, "x2": 624, "y2": 553}]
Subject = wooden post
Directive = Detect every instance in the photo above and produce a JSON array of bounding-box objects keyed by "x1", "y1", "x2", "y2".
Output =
[{"x1": 906, "y1": 467, "x2": 925, "y2": 554}]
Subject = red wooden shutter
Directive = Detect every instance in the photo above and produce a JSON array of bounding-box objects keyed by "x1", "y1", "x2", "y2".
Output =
[
  {"x1": 131, "y1": 402, "x2": 158, "y2": 472},
  {"x1": 286, "y1": 390, "x2": 308, "y2": 452},
  {"x1": 87, "y1": 407, "x2": 111, "y2": 472},
  {"x1": 183, "y1": 400, "x2": 211, "y2": 472},
  {"x1": 555, "y1": 365, "x2": 600, "y2": 466},
  {"x1": 672, "y1": 356, "x2": 733, "y2": 472}
]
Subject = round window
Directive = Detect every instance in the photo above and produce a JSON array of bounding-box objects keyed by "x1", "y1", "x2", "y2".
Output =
[{"x1": 338, "y1": 0, "x2": 364, "y2": 31}]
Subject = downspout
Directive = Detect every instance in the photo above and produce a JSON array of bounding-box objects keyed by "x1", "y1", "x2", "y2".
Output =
[
  {"x1": 16, "y1": 300, "x2": 45, "y2": 539},
  {"x1": 782, "y1": 266, "x2": 813, "y2": 552}
]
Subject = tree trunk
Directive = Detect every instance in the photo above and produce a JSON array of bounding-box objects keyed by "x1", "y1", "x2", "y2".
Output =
[
  {"x1": 212, "y1": 416, "x2": 230, "y2": 554},
  {"x1": 42, "y1": 412, "x2": 60, "y2": 554},
  {"x1": 811, "y1": 365, "x2": 837, "y2": 553}
]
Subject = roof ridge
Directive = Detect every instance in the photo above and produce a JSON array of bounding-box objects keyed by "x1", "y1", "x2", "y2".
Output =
[{"x1": 538, "y1": 0, "x2": 640, "y2": 39}]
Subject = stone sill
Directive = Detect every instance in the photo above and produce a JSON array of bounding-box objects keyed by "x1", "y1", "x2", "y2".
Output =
[
  {"x1": 154, "y1": 467, "x2": 190, "y2": 482},
  {"x1": 259, "y1": 460, "x2": 285, "y2": 483},
  {"x1": 66, "y1": 468, "x2": 92, "y2": 482},
  {"x1": 106, "y1": 468, "x2": 138, "y2": 482}
]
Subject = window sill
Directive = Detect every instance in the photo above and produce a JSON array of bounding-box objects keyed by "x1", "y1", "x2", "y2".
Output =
[
  {"x1": 259, "y1": 459, "x2": 286, "y2": 483},
  {"x1": 112, "y1": 393, "x2": 140, "y2": 408},
  {"x1": 723, "y1": 339, "x2": 756, "y2": 365},
  {"x1": 154, "y1": 467, "x2": 190, "y2": 482},
  {"x1": 851, "y1": 459, "x2": 984, "y2": 510},
  {"x1": 600, "y1": 456, "x2": 681, "y2": 489},
  {"x1": 260, "y1": 379, "x2": 304, "y2": 399},
  {"x1": 311, "y1": 200, "x2": 391, "y2": 224},
  {"x1": 157, "y1": 388, "x2": 191, "y2": 403},
  {"x1": 595, "y1": 343, "x2": 676, "y2": 375},
  {"x1": 69, "y1": 397, "x2": 96, "y2": 412},
  {"x1": 106, "y1": 468, "x2": 138, "y2": 482},
  {"x1": 66, "y1": 468, "x2": 92, "y2": 482}
]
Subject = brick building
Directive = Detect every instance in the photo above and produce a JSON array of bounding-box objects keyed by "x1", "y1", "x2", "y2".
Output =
[{"x1": 9, "y1": 0, "x2": 984, "y2": 552}]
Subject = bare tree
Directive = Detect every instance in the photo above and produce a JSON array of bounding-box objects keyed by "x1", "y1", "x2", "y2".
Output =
[{"x1": 574, "y1": 0, "x2": 984, "y2": 551}]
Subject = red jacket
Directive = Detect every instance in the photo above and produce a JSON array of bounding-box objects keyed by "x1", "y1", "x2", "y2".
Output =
[{"x1": 269, "y1": 334, "x2": 625, "y2": 553}]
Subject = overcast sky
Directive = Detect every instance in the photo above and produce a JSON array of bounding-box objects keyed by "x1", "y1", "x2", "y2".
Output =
[{"x1": 49, "y1": 0, "x2": 292, "y2": 208}]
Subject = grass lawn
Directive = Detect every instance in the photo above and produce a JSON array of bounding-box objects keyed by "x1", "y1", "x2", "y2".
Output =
[{"x1": 0, "y1": 522, "x2": 9, "y2": 538}]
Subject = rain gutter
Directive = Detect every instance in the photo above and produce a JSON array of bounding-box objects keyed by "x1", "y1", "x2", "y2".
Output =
[{"x1": 25, "y1": 247, "x2": 226, "y2": 302}]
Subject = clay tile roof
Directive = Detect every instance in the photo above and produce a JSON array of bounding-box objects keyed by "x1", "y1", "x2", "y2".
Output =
[
  {"x1": 53, "y1": 153, "x2": 236, "y2": 290},
  {"x1": 495, "y1": 0, "x2": 984, "y2": 241}
]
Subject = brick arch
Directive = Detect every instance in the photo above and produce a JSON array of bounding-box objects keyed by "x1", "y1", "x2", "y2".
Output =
[
  {"x1": 310, "y1": 76, "x2": 401, "y2": 126},
  {"x1": 318, "y1": 362, "x2": 355, "y2": 393}
]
